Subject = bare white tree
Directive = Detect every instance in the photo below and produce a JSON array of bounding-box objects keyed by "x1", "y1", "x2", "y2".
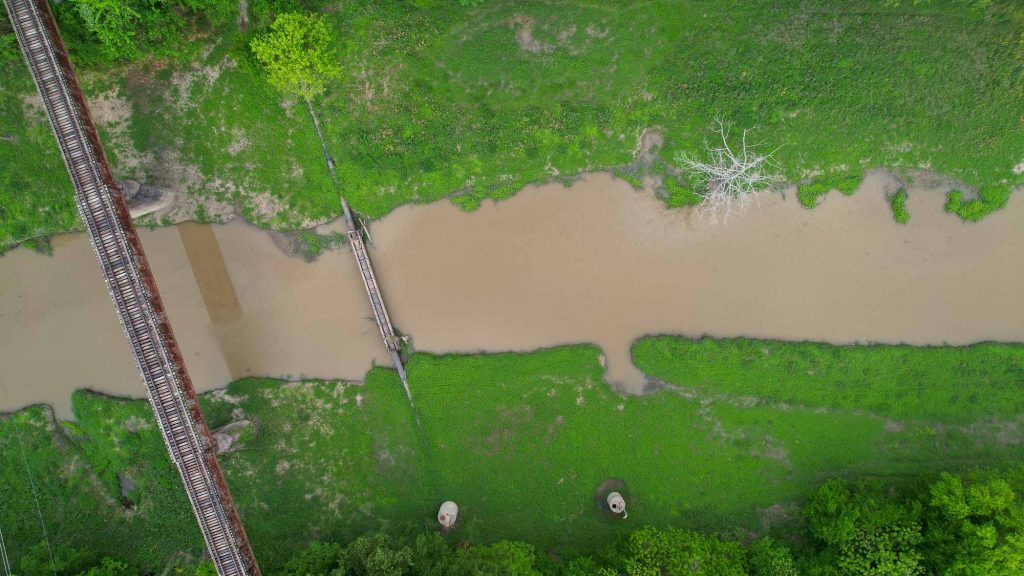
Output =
[{"x1": 675, "y1": 118, "x2": 784, "y2": 223}]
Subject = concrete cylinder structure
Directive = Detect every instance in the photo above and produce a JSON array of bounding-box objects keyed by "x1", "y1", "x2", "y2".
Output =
[
  {"x1": 607, "y1": 492, "x2": 627, "y2": 518},
  {"x1": 438, "y1": 501, "x2": 458, "y2": 528}
]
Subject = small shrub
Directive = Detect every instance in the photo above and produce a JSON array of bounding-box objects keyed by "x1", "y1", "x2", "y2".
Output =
[
  {"x1": 945, "y1": 185, "x2": 1012, "y2": 222},
  {"x1": 296, "y1": 230, "x2": 346, "y2": 260},
  {"x1": 798, "y1": 169, "x2": 864, "y2": 208},
  {"x1": 78, "y1": 557, "x2": 138, "y2": 576},
  {"x1": 193, "y1": 562, "x2": 216, "y2": 576},
  {"x1": 664, "y1": 176, "x2": 702, "y2": 208},
  {"x1": 0, "y1": 33, "x2": 19, "y2": 62},
  {"x1": 891, "y1": 188, "x2": 910, "y2": 224},
  {"x1": 617, "y1": 171, "x2": 644, "y2": 191},
  {"x1": 489, "y1": 180, "x2": 528, "y2": 201},
  {"x1": 450, "y1": 191, "x2": 484, "y2": 212},
  {"x1": 21, "y1": 236, "x2": 54, "y2": 256}
]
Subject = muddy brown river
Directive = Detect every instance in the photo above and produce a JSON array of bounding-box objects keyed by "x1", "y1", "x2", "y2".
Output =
[{"x1": 2, "y1": 172, "x2": 1023, "y2": 419}]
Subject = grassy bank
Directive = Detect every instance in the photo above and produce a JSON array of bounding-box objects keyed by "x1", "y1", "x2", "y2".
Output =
[
  {"x1": 2, "y1": 0, "x2": 1023, "y2": 248},
  {"x1": 3, "y1": 338, "x2": 1023, "y2": 573}
]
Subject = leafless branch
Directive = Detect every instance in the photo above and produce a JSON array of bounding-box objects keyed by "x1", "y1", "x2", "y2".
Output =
[{"x1": 674, "y1": 117, "x2": 784, "y2": 224}]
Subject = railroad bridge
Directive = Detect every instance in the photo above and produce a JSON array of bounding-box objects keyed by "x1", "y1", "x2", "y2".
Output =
[
  {"x1": 4, "y1": 0, "x2": 260, "y2": 574},
  {"x1": 6, "y1": 0, "x2": 417, "y2": 570}
]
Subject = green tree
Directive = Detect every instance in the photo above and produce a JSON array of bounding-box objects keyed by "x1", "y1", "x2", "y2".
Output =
[
  {"x1": 282, "y1": 534, "x2": 543, "y2": 576},
  {"x1": 250, "y1": 12, "x2": 340, "y2": 102},
  {"x1": 407, "y1": 532, "x2": 450, "y2": 576},
  {"x1": 747, "y1": 538, "x2": 798, "y2": 576},
  {"x1": 18, "y1": 542, "x2": 90, "y2": 576},
  {"x1": 72, "y1": 0, "x2": 141, "y2": 60},
  {"x1": 446, "y1": 541, "x2": 542, "y2": 576},
  {"x1": 336, "y1": 534, "x2": 413, "y2": 576},
  {"x1": 616, "y1": 526, "x2": 747, "y2": 576},
  {"x1": 250, "y1": 10, "x2": 342, "y2": 192},
  {"x1": 75, "y1": 557, "x2": 137, "y2": 576},
  {"x1": 558, "y1": 557, "x2": 620, "y2": 576},
  {"x1": 922, "y1": 471, "x2": 1024, "y2": 575},
  {"x1": 284, "y1": 541, "x2": 344, "y2": 576},
  {"x1": 805, "y1": 480, "x2": 924, "y2": 576},
  {"x1": 410, "y1": 533, "x2": 545, "y2": 576}
]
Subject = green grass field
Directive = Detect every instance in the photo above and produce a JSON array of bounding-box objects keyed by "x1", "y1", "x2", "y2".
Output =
[
  {"x1": 2, "y1": 0, "x2": 1023, "y2": 248},
  {"x1": 3, "y1": 337, "x2": 1023, "y2": 573}
]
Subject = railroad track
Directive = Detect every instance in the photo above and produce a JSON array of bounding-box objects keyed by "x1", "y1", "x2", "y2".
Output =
[{"x1": 4, "y1": 1, "x2": 260, "y2": 574}]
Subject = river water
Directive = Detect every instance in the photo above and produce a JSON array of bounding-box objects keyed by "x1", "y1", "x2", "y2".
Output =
[{"x1": 2, "y1": 172, "x2": 1023, "y2": 419}]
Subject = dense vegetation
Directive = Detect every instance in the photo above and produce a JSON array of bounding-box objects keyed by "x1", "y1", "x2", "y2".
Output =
[
  {"x1": 225, "y1": 471, "x2": 1024, "y2": 576},
  {"x1": 3, "y1": 338, "x2": 1022, "y2": 573},
  {"x1": 35, "y1": 471, "x2": 1024, "y2": 576},
  {"x1": 2, "y1": 0, "x2": 1023, "y2": 248}
]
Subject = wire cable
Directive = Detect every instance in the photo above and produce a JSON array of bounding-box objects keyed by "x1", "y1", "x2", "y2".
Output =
[
  {"x1": 0, "y1": 523, "x2": 13, "y2": 576},
  {"x1": 14, "y1": 421, "x2": 57, "y2": 576}
]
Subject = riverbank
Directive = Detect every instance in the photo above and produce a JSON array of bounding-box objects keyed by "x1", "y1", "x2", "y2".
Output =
[
  {"x1": 3, "y1": 338, "x2": 1022, "y2": 573},
  {"x1": 3, "y1": 172, "x2": 1024, "y2": 418},
  {"x1": 2, "y1": 0, "x2": 1022, "y2": 247}
]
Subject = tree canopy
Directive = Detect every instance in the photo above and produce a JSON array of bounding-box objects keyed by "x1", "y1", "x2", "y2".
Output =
[
  {"x1": 250, "y1": 12, "x2": 340, "y2": 101},
  {"x1": 923, "y1": 472, "x2": 1024, "y2": 575},
  {"x1": 801, "y1": 470, "x2": 1024, "y2": 576},
  {"x1": 619, "y1": 526, "x2": 747, "y2": 576},
  {"x1": 16, "y1": 468, "x2": 1024, "y2": 576},
  {"x1": 805, "y1": 480, "x2": 925, "y2": 576},
  {"x1": 49, "y1": 0, "x2": 226, "y2": 62}
]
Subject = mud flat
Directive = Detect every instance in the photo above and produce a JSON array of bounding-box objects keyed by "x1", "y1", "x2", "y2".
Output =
[{"x1": 2, "y1": 171, "x2": 1022, "y2": 418}]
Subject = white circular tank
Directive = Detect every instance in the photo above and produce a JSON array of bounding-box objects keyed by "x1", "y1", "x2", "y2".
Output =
[
  {"x1": 607, "y1": 492, "x2": 627, "y2": 518},
  {"x1": 438, "y1": 501, "x2": 458, "y2": 528}
]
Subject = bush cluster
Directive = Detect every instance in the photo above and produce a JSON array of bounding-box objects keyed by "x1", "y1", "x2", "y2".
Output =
[
  {"x1": 796, "y1": 170, "x2": 864, "y2": 208},
  {"x1": 890, "y1": 188, "x2": 909, "y2": 224},
  {"x1": 663, "y1": 175, "x2": 703, "y2": 208},
  {"x1": 945, "y1": 186, "x2": 1012, "y2": 222}
]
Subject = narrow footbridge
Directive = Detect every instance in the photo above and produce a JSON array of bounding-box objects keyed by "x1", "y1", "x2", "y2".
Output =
[
  {"x1": 348, "y1": 229, "x2": 399, "y2": 352},
  {"x1": 340, "y1": 200, "x2": 412, "y2": 402},
  {"x1": 4, "y1": 1, "x2": 260, "y2": 574},
  {"x1": 311, "y1": 90, "x2": 413, "y2": 405}
]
